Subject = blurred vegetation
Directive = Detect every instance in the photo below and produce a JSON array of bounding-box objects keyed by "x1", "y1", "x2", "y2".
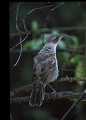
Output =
[{"x1": 10, "y1": 2, "x2": 86, "y2": 120}]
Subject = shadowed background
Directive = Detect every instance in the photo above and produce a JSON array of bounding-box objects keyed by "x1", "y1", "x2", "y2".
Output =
[{"x1": 10, "y1": 2, "x2": 86, "y2": 120}]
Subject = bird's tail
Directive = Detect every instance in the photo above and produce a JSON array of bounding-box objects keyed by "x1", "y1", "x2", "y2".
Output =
[{"x1": 29, "y1": 84, "x2": 45, "y2": 107}]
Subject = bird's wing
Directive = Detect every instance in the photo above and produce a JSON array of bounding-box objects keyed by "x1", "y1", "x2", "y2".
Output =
[{"x1": 33, "y1": 53, "x2": 56, "y2": 85}]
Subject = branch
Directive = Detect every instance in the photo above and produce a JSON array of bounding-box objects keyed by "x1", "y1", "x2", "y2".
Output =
[
  {"x1": 10, "y1": 26, "x2": 86, "y2": 36},
  {"x1": 58, "y1": 77, "x2": 86, "y2": 82},
  {"x1": 12, "y1": 3, "x2": 22, "y2": 66},
  {"x1": 10, "y1": 3, "x2": 30, "y2": 67},
  {"x1": 61, "y1": 44, "x2": 85, "y2": 76},
  {"x1": 60, "y1": 90, "x2": 85, "y2": 120},
  {"x1": 10, "y1": 2, "x2": 24, "y2": 11},
  {"x1": 10, "y1": 91, "x2": 86, "y2": 104},
  {"x1": 10, "y1": 113, "x2": 13, "y2": 120},
  {"x1": 42, "y1": 2, "x2": 65, "y2": 45},
  {"x1": 10, "y1": 34, "x2": 28, "y2": 51},
  {"x1": 10, "y1": 77, "x2": 86, "y2": 97},
  {"x1": 10, "y1": 27, "x2": 86, "y2": 38}
]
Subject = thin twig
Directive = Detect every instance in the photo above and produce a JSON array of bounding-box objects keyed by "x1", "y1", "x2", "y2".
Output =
[
  {"x1": 10, "y1": 4, "x2": 55, "y2": 51},
  {"x1": 23, "y1": 4, "x2": 56, "y2": 42},
  {"x1": 60, "y1": 90, "x2": 85, "y2": 120},
  {"x1": 10, "y1": 91, "x2": 86, "y2": 104},
  {"x1": 61, "y1": 44, "x2": 85, "y2": 77},
  {"x1": 13, "y1": 3, "x2": 22, "y2": 66},
  {"x1": 10, "y1": 26, "x2": 86, "y2": 35},
  {"x1": 20, "y1": 4, "x2": 56, "y2": 44},
  {"x1": 10, "y1": 4, "x2": 54, "y2": 36},
  {"x1": 42, "y1": 2, "x2": 65, "y2": 46},
  {"x1": 42, "y1": 10, "x2": 51, "y2": 46},
  {"x1": 13, "y1": 35, "x2": 22, "y2": 66},
  {"x1": 10, "y1": 22, "x2": 25, "y2": 35},
  {"x1": 10, "y1": 113, "x2": 13, "y2": 120},
  {"x1": 10, "y1": 2, "x2": 66, "y2": 51},
  {"x1": 10, "y1": 34, "x2": 28, "y2": 51},
  {"x1": 51, "y1": 2, "x2": 65, "y2": 11},
  {"x1": 22, "y1": 19, "x2": 29, "y2": 33},
  {"x1": 10, "y1": 2, "x2": 24, "y2": 11},
  {"x1": 26, "y1": 4, "x2": 55, "y2": 18},
  {"x1": 12, "y1": 3, "x2": 30, "y2": 66}
]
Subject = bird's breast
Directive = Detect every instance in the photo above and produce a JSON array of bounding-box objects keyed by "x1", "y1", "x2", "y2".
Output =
[{"x1": 51, "y1": 59, "x2": 59, "y2": 82}]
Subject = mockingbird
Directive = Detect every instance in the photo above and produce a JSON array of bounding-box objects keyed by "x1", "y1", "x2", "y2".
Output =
[{"x1": 29, "y1": 34, "x2": 65, "y2": 107}]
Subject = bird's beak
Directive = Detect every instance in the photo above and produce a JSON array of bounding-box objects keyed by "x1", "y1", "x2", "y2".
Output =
[
  {"x1": 58, "y1": 35, "x2": 64, "y2": 41},
  {"x1": 58, "y1": 34, "x2": 70, "y2": 42}
]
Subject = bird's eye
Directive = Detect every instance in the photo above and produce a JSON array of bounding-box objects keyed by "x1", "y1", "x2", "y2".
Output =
[
  {"x1": 53, "y1": 36, "x2": 57, "y2": 40},
  {"x1": 53, "y1": 37, "x2": 57, "y2": 43}
]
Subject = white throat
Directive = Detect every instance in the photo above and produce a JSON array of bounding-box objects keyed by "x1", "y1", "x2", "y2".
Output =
[{"x1": 44, "y1": 42, "x2": 57, "y2": 52}]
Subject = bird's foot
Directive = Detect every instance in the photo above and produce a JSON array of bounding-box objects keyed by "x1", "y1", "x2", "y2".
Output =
[{"x1": 51, "y1": 91, "x2": 57, "y2": 101}]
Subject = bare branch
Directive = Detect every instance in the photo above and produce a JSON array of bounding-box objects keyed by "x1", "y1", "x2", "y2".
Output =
[
  {"x1": 13, "y1": 35, "x2": 22, "y2": 66},
  {"x1": 26, "y1": 4, "x2": 54, "y2": 18},
  {"x1": 11, "y1": 3, "x2": 30, "y2": 66},
  {"x1": 22, "y1": 19, "x2": 29, "y2": 33},
  {"x1": 10, "y1": 22, "x2": 27, "y2": 35},
  {"x1": 51, "y1": 2, "x2": 65, "y2": 11},
  {"x1": 10, "y1": 4, "x2": 56, "y2": 51},
  {"x1": 58, "y1": 77, "x2": 86, "y2": 83},
  {"x1": 10, "y1": 113, "x2": 13, "y2": 120},
  {"x1": 10, "y1": 77, "x2": 86, "y2": 97},
  {"x1": 10, "y1": 2, "x2": 24, "y2": 11},
  {"x1": 10, "y1": 91, "x2": 86, "y2": 104},
  {"x1": 60, "y1": 90, "x2": 85, "y2": 120},
  {"x1": 23, "y1": 4, "x2": 56, "y2": 44},
  {"x1": 10, "y1": 26, "x2": 86, "y2": 36},
  {"x1": 61, "y1": 44, "x2": 85, "y2": 76},
  {"x1": 10, "y1": 2, "x2": 66, "y2": 59},
  {"x1": 42, "y1": 2, "x2": 65, "y2": 45},
  {"x1": 10, "y1": 34, "x2": 28, "y2": 51},
  {"x1": 12, "y1": 3, "x2": 22, "y2": 66}
]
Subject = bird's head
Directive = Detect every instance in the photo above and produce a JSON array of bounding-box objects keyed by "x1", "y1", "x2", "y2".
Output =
[{"x1": 46, "y1": 34, "x2": 70, "y2": 45}]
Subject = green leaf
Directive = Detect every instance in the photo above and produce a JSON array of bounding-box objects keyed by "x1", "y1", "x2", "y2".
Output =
[
  {"x1": 75, "y1": 61, "x2": 86, "y2": 77},
  {"x1": 51, "y1": 29, "x2": 60, "y2": 35},
  {"x1": 31, "y1": 20, "x2": 39, "y2": 32},
  {"x1": 70, "y1": 35, "x2": 79, "y2": 46},
  {"x1": 58, "y1": 40, "x2": 66, "y2": 49},
  {"x1": 23, "y1": 41, "x2": 32, "y2": 50},
  {"x1": 31, "y1": 38, "x2": 42, "y2": 50},
  {"x1": 70, "y1": 54, "x2": 80, "y2": 64},
  {"x1": 75, "y1": 60, "x2": 86, "y2": 86}
]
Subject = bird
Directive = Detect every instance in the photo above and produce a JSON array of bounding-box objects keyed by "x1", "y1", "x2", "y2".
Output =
[{"x1": 29, "y1": 34, "x2": 65, "y2": 107}]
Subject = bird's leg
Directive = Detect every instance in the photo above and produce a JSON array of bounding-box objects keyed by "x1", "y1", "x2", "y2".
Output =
[
  {"x1": 47, "y1": 84, "x2": 57, "y2": 100},
  {"x1": 47, "y1": 84, "x2": 56, "y2": 92}
]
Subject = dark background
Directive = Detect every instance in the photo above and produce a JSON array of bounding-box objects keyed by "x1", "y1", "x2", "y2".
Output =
[{"x1": 10, "y1": 2, "x2": 86, "y2": 120}]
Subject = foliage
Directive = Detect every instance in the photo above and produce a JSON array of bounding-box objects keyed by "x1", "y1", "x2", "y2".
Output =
[{"x1": 10, "y1": 2, "x2": 86, "y2": 120}]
